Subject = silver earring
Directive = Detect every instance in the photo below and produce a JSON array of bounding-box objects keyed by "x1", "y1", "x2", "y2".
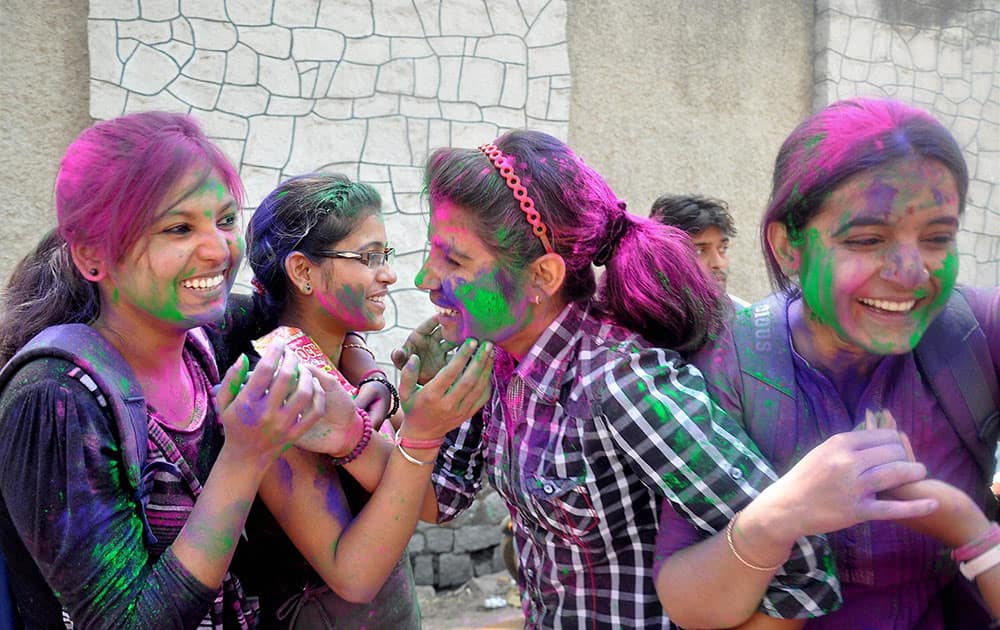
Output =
[{"x1": 303, "y1": 282, "x2": 312, "y2": 294}]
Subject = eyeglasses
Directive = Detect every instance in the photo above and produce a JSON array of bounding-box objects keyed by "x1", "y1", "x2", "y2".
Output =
[{"x1": 314, "y1": 247, "x2": 395, "y2": 270}]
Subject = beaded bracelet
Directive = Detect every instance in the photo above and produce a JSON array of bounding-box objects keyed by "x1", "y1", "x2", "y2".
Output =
[
  {"x1": 725, "y1": 511, "x2": 783, "y2": 572},
  {"x1": 952, "y1": 522, "x2": 1000, "y2": 562},
  {"x1": 328, "y1": 408, "x2": 372, "y2": 466},
  {"x1": 358, "y1": 373, "x2": 400, "y2": 417},
  {"x1": 342, "y1": 343, "x2": 376, "y2": 361}
]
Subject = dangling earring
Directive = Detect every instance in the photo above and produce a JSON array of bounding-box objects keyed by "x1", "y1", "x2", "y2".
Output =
[
  {"x1": 303, "y1": 282, "x2": 312, "y2": 294},
  {"x1": 530, "y1": 295, "x2": 541, "y2": 305}
]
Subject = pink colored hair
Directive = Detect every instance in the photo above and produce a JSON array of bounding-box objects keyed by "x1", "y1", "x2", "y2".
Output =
[{"x1": 56, "y1": 111, "x2": 244, "y2": 264}]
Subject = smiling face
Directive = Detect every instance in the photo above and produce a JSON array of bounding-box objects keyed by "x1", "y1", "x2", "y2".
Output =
[
  {"x1": 691, "y1": 226, "x2": 730, "y2": 290},
  {"x1": 416, "y1": 198, "x2": 535, "y2": 348},
  {"x1": 105, "y1": 167, "x2": 242, "y2": 331},
  {"x1": 788, "y1": 156, "x2": 960, "y2": 357},
  {"x1": 312, "y1": 213, "x2": 397, "y2": 332}
]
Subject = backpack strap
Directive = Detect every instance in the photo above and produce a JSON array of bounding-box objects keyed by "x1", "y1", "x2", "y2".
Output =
[
  {"x1": 914, "y1": 287, "x2": 1000, "y2": 482},
  {"x1": 730, "y1": 294, "x2": 802, "y2": 470},
  {"x1": 0, "y1": 324, "x2": 169, "y2": 543}
]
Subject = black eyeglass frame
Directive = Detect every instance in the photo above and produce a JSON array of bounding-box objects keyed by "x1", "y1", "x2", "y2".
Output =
[{"x1": 312, "y1": 247, "x2": 395, "y2": 269}]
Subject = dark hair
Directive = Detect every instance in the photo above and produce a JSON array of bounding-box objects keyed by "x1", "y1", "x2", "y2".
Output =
[
  {"x1": 0, "y1": 230, "x2": 98, "y2": 363},
  {"x1": 0, "y1": 112, "x2": 243, "y2": 363},
  {"x1": 246, "y1": 173, "x2": 382, "y2": 330},
  {"x1": 426, "y1": 130, "x2": 724, "y2": 353},
  {"x1": 763, "y1": 97, "x2": 969, "y2": 293},
  {"x1": 649, "y1": 194, "x2": 737, "y2": 238}
]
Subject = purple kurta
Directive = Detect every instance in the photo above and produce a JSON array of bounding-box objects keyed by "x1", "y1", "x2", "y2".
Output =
[{"x1": 659, "y1": 286, "x2": 999, "y2": 629}]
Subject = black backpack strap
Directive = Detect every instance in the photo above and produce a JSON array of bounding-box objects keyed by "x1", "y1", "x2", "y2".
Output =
[
  {"x1": 915, "y1": 288, "x2": 1000, "y2": 481},
  {"x1": 0, "y1": 324, "x2": 166, "y2": 542}
]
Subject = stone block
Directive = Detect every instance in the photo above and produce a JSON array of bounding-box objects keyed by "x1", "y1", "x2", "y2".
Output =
[
  {"x1": 526, "y1": 0, "x2": 565, "y2": 46},
  {"x1": 455, "y1": 524, "x2": 502, "y2": 552},
  {"x1": 216, "y1": 84, "x2": 269, "y2": 116},
  {"x1": 440, "y1": 0, "x2": 492, "y2": 36},
  {"x1": 140, "y1": 0, "x2": 178, "y2": 21},
  {"x1": 90, "y1": 20, "x2": 123, "y2": 83},
  {"x1": 198, "y1": 109, "x2": 248, "y2": 139},
  {"x1": 259, "y1": 55, "x2": 300, "y2": 96},
  {"x1": 440, "y1": 101, "x2": 482, "y2": 122},
  {"x1": 428, "y1": 36, "x2": 465, "y2": 56},
  {"x1": 292, "y1": 28, "x2": 346, "y2": 61},
  {"x1": 238, "y1": 25, "x2": 292, "y2": 58},
  {"x1": 438, "y1": 553, "x2": 473, "y2": 588},
  {"x1": 407, "y1": 531, "x2": 426, "y2": 554},
  {"x1": 119, "y1": 19, "x2": 172, "y2": 44},
  {"x1": 344, "y1": 36, "x2": 391, "y2": 64},
  {"x1": 180, "y1": 0, "x2": 226, "y2": 20},
  {"x1": 274, "y1": 0, "x2": 321, "y2": 28},
  {"x1": 487, "y1": 0, "x2": 529, "y2": 36},
  {"x1": 458, "y1": 58, "x2": 504, "y2": 105},
  {"x1": 285, "y1": 116, "x2": 366, "y2": 172},
  {"x1": 400, "y1": 95, "x2": 441, "y2": 118},
  {"x1": 392, "y1": 37, "x2": 433, "y2": 58},
  {"x1": 412, "y1": 554, "x2": 435, "y2": 586},
  {"x1": 527, "y1": 42, "x2": 569, "y2": 77},
  {"x1": 413, "y1": 58, "x2": 441, "y2": 99},
  {"x1": 225, "y1": 43, "x2": 258, "y2": 85},
  {"x1": 845, "y1": 17, "x2": 874, "y2": 60},
  {"x1": 313, "y1": 98, "x2": 353, "y2": 119},
  {"x1": 908, "y1": 30, "x2": 939, "y2": 72},
  {"x1": 424, "y1": 527, "x2": 455, "y2": 553},
  {"x1": 240, "y1": 164, "x2": 282, "y2": 208},
  {"x1": 188, "y1": 18, "x2": 238, "y2": 51},
  {"x1": 91, "y1": 0, "x2": 139, "y2": 20},
  {"x1": 168, "y1": 74, "x2": 221, "y2": 109},
  {"x1": 184, "y1": 49, "x2": 226, "y2": 82},
  {"x1": 245, "y1": 115, "x2": 294, "y2": 167},
  {"x1": 267, "y1": 95, "x2": 315, "y2": 116},
  {"x1": 377, "y1": 58, "x2": 416, "y2": 95},
  {"x1": 328, "y1": 62, "x2": 378, "y2": 98},
  {"x1": 318, "y1": 0, "x2": 374, "y2": 37},
  {"x1": 90, "y1": 80, "x2": 129, "y2": 120},
  {"x1": 363, "y1": 116, "x2": 412, "y2": 163},
  {"x1": 476, "y1": 35, "x2": 527, "y2": 64},
  {"x1": 227, "y1": 0, "x2": 273, "y2": 26},
  {"x1": 122, "y1": 44, "x2": 179, "y2": 94}
]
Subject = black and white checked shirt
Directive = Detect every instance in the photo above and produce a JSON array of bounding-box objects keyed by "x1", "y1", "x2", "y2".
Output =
[{"x1": 432, "y1": 301, "x2": 839, "y2": 629}]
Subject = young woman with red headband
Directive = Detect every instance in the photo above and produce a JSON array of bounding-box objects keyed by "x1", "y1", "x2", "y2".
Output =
[{"x1": 389, "y1": 130, "x2": 933, "y2": 628}]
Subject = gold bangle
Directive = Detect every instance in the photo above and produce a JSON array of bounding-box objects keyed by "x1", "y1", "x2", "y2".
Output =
[
  {"x1": 342, "y1": 342, "x2": 376, "y2": 361},
  {"x1": 726, "y1": 511, "x2": 783, "y2": 572}
]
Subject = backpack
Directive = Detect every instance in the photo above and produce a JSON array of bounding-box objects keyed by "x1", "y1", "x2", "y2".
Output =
[
  {"x1": 729, "y1": 287, "x2": 1000, "y2": 483},
  {"x1": 0, "y1": 323, "x2": 219, "y2": 542}
]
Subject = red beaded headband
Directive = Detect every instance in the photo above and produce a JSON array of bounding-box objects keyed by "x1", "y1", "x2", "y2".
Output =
[{"x1": 478, "y1": 143, "x2": 554, "y2": 253}]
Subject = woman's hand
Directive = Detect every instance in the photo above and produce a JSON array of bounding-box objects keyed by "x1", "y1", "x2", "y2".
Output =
[
  {"x1": 293, "y1": 365, "x2": 368, "y2": 458},
  {"x1": 391, "y1": 317, "x2": 457, "y2": 385},
  {"x1": 744, "y1": 429, "x2": 939, "y2": 549},
  {"x1": 213, "y1": 344, "x2": 324, "y2": 469},
  {"x1": 887, "y1": 478, "x2": 991, "y2": 547},
  {"x1": 396, "y1": 338, "x2": 493, "y2": 440},
  {"x1": 353, "y1": 379, "x2": 394, "y2": 429}
]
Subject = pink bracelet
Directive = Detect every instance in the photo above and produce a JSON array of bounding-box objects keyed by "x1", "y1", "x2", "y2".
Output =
[
  {"x1": 393, "y1": 427, "x2": 445, "y2": 450},
  {"x1": 952, "y1": 522, "x2": 1000, "y2": 562},
  {"x1": 329, "y1": 408, "x2": 372, "y2": 466}
]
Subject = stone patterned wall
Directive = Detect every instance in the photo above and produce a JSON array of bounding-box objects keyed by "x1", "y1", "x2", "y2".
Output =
[
  {"x1": 88, "y1": 0, "x2": 569, "y2": 370},
  {"x1": 815, "y1": 0, "x2": 1000, "y2": 287}
]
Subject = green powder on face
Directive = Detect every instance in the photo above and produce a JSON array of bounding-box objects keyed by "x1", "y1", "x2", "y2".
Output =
[
  {"x1": 908, "y1": 250, "x2": 958, "y2": 347},
  {"x1": 453, "y1": 267, "x2": 523, "y2": 334},
  {"x1": 798, "y1": 227, "x2": 849, "y2": 339}
]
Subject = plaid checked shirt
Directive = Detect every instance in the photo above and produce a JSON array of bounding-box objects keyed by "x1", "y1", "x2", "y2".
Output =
[{"x1": 432, "y1": 301, "x2": 840, "y2": 629}]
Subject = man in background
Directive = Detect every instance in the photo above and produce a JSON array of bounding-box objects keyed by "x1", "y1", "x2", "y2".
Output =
[{"x1": 649, "y1": 194, "x2": 749, "y2": 307}]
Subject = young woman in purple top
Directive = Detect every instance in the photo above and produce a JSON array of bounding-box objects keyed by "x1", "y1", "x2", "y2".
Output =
[{"x1": 655, "y1": 98, "x2": 1000, "y2": 629}]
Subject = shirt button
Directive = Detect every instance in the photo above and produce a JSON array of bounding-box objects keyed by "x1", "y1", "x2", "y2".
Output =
[
  {"x1": 729, "y1": 467, "x2": 743, "y2": 480},
  {"x1": 543, "y1": 483, "x2": 555, "y2": 494},
  {"x1": 526, "y1": 568, "x2": 535, "y2": 578}
]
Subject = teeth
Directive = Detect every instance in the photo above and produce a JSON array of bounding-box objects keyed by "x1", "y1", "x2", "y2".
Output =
[
  {"x1": 368, "y1": 295, "x2": 384, "y2": 304},
  {"x1": 859, "y1": 297, "x2": 916, "y2": 312},
  {"x1": 435, "y1": 305, "x2": 458, "y2": 317},
  {"x1": 181, "y1": 274, "x2": 224, "y2": 290}
]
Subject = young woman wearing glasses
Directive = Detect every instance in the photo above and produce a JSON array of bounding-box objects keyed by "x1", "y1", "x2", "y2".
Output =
[{"x1": 215, "y1": 172, "x2": 493, "y2": 628}]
